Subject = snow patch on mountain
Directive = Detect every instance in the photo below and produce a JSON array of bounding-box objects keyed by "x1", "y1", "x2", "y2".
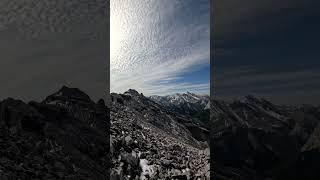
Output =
[{"x1": 149, "y1": 92, "x2": 209, "y2": 115}]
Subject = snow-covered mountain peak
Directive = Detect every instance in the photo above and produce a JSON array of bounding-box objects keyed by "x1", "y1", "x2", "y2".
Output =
[{"x1": 149, "y1": 92, "x2": 209, "y2": 115}]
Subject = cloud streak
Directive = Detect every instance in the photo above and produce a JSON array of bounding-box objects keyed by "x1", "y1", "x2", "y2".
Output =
[{"x1": 111, "y1": 0, "x2": 210, "y2": 95}]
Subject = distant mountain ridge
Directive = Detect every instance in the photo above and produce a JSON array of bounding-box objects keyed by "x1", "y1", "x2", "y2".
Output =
[
  {"x1": 211, "y1": 95, "x2": 320, "y2": 179},
  {"x1": 150, "y1": 92, "x2": 210, "y2": 115}
]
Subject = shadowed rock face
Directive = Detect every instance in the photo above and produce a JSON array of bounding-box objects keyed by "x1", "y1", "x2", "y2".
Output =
[
  {"x1": 211, "y1": 96, "x2": 320, "y2": 180},
  {"x1": 0, "y1": 86, "x2": 109, "y2": 179},
  {"x1": 110, "y1": 90, "x2": 210, "y2": 180},
  {"x1": 44, "y1": 86, "x2": 93, "y2": 103}
]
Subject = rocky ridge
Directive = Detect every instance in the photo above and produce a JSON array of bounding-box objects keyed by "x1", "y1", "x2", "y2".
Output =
[
  {"x1": 0, "y1": 86, "x2": 109, "y2": 179},
  {"x1": 110, "y1": 89, "x2": 210, "y2": 180}
]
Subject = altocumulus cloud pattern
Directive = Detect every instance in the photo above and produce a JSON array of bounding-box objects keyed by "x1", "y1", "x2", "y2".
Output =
[
  {"x1": 0, "y1": 0, "x2": 107, "y2": 37},
  {"x1": 111, "y1": 0, "x2": 210, "y2": 95}
]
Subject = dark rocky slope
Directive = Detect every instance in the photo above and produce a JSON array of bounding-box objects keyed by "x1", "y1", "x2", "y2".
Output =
[
  {"x1": 110, "y1": 89, "x2": 210, "y2": 180},
  {"x1": 211, "y1": 96, "x2": 320, "y2": 180},
  {"x1": 0, "y1": 86, "x2": 109, "y2": 179}
]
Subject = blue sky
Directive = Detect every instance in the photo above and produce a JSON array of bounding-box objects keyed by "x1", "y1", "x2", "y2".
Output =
[{"x1": 110, "y1": 0, "x2": 210, "y2": 95}]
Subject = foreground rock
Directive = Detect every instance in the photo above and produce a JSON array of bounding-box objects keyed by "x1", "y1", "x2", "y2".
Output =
[{"x1": 0, "y1": 86, "x2": 109, "y2": 179}]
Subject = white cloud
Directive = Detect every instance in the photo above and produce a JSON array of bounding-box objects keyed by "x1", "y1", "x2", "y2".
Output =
[{"x1": 110, "y1": 0, "x2": 210, "y2": 95}]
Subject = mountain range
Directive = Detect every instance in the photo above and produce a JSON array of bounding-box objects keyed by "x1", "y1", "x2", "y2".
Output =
[
  {"x1": 211, "y1": 96, "x2": 320, "y2": 180},
  {"x1": 2, "y1": 86, "x2": 320, "y2": 179},
  {"x1": 150, "y1": 92, "x2": 209, "y2": 116},
  {"x1": 0, "y1": 86, "x2": 210, "y2": 179}
]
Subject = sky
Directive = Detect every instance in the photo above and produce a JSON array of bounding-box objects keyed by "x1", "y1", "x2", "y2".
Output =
[
  {"x1": 0, "y1": 0, "x2": 108, "y2": 102},
  {"x1": 213, "y1": 0, "x2": 320, "y2": 105},
  {"x1": 3, "y1": 0, "x2": 319, "y2": 105},
  {"x1": 110, "y1": 0, "x2": 210, "y2": 96}
]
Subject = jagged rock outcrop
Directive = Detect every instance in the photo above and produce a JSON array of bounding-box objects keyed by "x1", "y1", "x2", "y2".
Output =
[
  {"x1": 110, "y1": 89, "x2": 210, "y2": 180},
  {"x1": 0, "y1": 86, "x2": 109, "y2": 179},
  {"x1": 211, "y1": 96, "x2": 320, "y2": 180}
]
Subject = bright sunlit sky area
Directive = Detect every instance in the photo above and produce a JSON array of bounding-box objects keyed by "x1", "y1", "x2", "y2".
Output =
[{"x1": 110, "y1": 0, "x2": 210, "y2": 96}]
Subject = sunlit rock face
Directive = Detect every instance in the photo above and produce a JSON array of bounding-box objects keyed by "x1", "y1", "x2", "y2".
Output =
[{"x1": 110, "y1": 89, "x2": 210, "y2": 179}]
